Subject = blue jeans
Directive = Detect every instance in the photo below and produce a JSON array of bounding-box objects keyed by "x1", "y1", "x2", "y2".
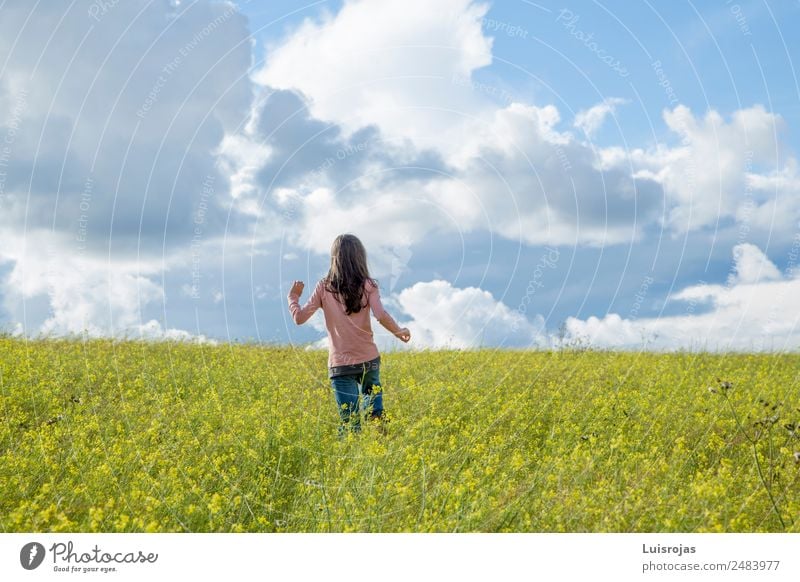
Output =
[{"x1": 330, "y1": 366, "x2": 383, "y2": 433}]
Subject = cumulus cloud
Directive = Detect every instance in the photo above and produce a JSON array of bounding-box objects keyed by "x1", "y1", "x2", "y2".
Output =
[
  {"x1": 441, "y1": 102, "x2": 664, "y2": 246},
  {"x1": 613, "y1": 104, "x2": 786, "y2": 232},
  {"x1": 240, "y1": 1, "x2": 672, "y2": 250},
  {"x1": 254, "y1": 0, "x2": 493, "y2": 145},
  {"x1": 224, "y1": 88, "x2": 665, "y2": 252},
  {"x1": 0, "y1": 225, "x2": 219, "y2": 340},
  {"x1": 742, "y1": 156, "x2": 800, "y2": 239},
  {"x1": 574, "y1": 97, "x2": 628, "y2": 138},
  {"x1": 0, "y1": 0, "x2": 253, "y2": 247},
  {"x1": 3, "y1": 0, "x2": 800, "y2": 353},
  {"x1": 136, "y1": 319, "x2": 215, "y2": 343},
  {"x1": 215, "y1": 85, "x2": 452, "y2": 277},
  {"x1": 563, "y1": 243, "x2": 800, "y2": 351},
  {"x1": 0, "y1": 0, "x2": 254, "y2": 338},
  {"x1": 302, "y1": 279, "x2": 544, "y2": 351},
  {"x1": 727, "y1": 243, "x2": 782, "y2": 285},
  {"x1": 393, "y1": 279, "x2": 545, "y2": 348},
  {"x1": 240, "y1": 0, "x2": 795, "y2": 253},
  {"x1": 1, "y1": 228, "x2": 160, "y2": 338}
]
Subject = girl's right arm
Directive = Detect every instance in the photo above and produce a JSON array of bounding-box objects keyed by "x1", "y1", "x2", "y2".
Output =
[
  {"x1": 367, "y1": 280, "x2": 411, "y2": 342},
  {"x1": 288, "y1": 280, "x2": 323, "y2": 325}
]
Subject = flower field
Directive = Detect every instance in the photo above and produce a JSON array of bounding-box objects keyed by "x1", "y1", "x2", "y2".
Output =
[{"x1": 1, "y1": 337, "x2": 799, "y2": 532}]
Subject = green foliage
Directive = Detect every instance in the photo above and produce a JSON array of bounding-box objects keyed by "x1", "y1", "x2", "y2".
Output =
[{"x1": 1, "y1": 338, "x2": 798, "y2": 532}]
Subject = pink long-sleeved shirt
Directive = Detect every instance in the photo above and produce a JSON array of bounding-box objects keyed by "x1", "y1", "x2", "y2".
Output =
[{"x1": 288, "y1": 278, "x2": 401, "y2": 368}]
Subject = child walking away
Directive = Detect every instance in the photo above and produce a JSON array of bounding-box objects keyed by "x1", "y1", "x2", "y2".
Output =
[{"x1": 287, "y1": 234, "x2": 411, "y2": 436}]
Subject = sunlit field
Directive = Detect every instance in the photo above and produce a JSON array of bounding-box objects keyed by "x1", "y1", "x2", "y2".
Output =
[{"x1": 1, "y1": 337, "x2": 798, "y2": 532}]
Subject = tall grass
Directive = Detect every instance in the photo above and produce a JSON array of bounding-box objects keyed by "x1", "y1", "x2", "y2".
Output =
[{"x1": 1, "y1": 338, "x2": 798, "y2": 532}]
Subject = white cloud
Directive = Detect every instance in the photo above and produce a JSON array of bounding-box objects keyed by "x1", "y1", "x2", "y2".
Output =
[
  {"x1": 295, "y1": 186, "x2": 440, "y2": 258},
  {"x1": 214, "y1": 133, "x2": 272, "y2": 201},
  {"x1": 622, "y1": 104, "x2": 785, "y2": 232},
  {"x1": 0, "y1": 233, "x2": 221, "y2": 342},
  {"x1": 440, "y1": 102, "x2": 664, "y2": 246},
  {"x1": 0, "y1": 0, "x2": 252, "y2": 246},
  {"x1": 136, "y1": 319, "x2": 215, "y2": 344},
  {"x1": 2, "y1": 0, "x2": 799, "y2": 354},
  {"x1": 742, "y1": 156, "x2": 800, "y2": 238},
  {"x1": 254, "y1": 0, "x2": 493, "y2": 145},
  {"x1": 563, "y1": 243, "x2": 800, "y2": 351},
  {"x1": 0, "y1": 0, "x2": 254, "y2": 338},
  {"x1": 574, "y1": 97, "x2": 628, "y2": 138},
  {"x1": 241, "y1": 94, "x2": 664, "y2": 251},
  {"x1": 241, "y1": 1, "x2": 795, "y2": 254},
  {"x1": 393, "y1": 279, "x2": 545, "y2": 349},
  {"x1": 0, "y1": 228, "x2": 175, "y2": 338},
  {"x1": 301, "y1": 279, "x2": 545, "y2": 351},
  {"x1": 727, "y1": 243, "x2": 781, "y2": 285}
]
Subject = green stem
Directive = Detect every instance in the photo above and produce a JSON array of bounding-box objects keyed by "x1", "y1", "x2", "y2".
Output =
[
  {"x1": 723, "y1": 393, "x2": 787, "y2": 530},
  {"x1": 319, "y1": 458, "x2": 333, "y2": 533},
  {"x1": 750, "y1": 440, "x2": 786, "y2": 529},
  {"x1": 722, "y1": 393, "x2": 753, "y2": 445}
]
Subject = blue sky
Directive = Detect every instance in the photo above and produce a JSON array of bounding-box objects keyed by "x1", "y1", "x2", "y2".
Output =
[
  {"x1": 1, "y1": 0, "x2": 800, "y2": 350},
  {"x1": 242, "y1": 0, "x2": 800, "y2": 149}
]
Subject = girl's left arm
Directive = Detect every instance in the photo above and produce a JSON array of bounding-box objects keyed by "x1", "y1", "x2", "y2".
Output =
[
  {"x1": 368, "y1": 280, "x2": 409, "y2": 341},
  {"x1": 288, "y1": 280, "x2": 323, "y2": 325}
]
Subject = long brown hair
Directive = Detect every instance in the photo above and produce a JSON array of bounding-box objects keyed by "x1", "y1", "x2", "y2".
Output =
[{"x1": 324, "y1": 234, "x2": 376, "y2": 315}]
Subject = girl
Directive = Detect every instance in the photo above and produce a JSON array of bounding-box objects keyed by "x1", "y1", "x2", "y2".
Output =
[{"x1": 287, "y1": 234, "x2": 411, "y2": 434}]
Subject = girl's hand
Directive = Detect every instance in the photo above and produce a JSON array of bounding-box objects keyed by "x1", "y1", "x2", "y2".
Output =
[
  {"x1": 289, "y1": 280, "x2": 305, "y2": 297},
  {"x1": 394, "y1": 327, "x2": 411, "y2": 343}
]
